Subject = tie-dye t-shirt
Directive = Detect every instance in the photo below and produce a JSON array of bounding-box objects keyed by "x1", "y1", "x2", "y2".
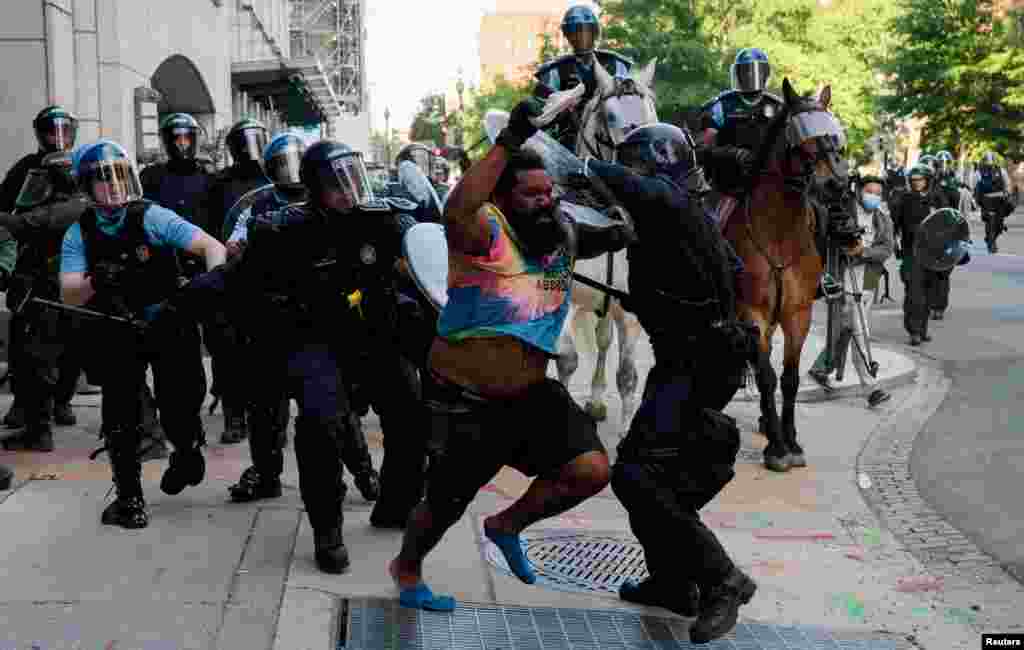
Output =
[{"x1": 437, "y1": 203, "x2": 572, "y2": 355}]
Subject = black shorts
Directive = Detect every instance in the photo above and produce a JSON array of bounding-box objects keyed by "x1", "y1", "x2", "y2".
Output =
[{"x1": 423, "y1": 373, "x2": 604, "y2": 507}]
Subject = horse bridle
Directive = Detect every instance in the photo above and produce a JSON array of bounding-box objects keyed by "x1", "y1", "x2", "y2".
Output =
[{"x1": 578, "y1": 78, "x2": 651, "y2": 160}]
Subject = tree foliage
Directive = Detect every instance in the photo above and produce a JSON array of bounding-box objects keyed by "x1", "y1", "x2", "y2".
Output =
[
  {"x1": 597, "y1": 0, "x2": 897, "y2": 155},
  {"x1": 881, "y1": 0, "x2": 1024, "y2": 159}
]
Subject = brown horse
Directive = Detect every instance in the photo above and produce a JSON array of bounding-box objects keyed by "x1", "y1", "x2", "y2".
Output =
[{"x1": 724, "y1": 78, "x2": 855, "y2": 473}]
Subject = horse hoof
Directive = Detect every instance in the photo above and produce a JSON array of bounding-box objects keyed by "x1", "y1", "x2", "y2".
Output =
[
  {"x1": 584, "y1": 402, "x2": 608, "y2": 421},
  {"x1": 788, "y1": 453, "x2": 807, "y2": 468},
  {"x1": 764, "y1": 454, "x2": 792, "y2": 473}
]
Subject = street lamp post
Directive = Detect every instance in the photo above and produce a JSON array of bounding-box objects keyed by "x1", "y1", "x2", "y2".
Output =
[
  {"x1": 456, "y1": 73, "x2": 465, "y2": 148},
  {"x1": 384, "y1": 107, "x2": 391, "y2": 166}
]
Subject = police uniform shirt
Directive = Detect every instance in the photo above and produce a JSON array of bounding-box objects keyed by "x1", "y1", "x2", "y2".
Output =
[{"x1": 60, "y1": 203, "x2": 200, "y2": 319}]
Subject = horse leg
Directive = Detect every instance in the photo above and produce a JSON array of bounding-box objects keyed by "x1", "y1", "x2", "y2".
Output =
[
  {"x1": 556, "y1": 305, "x2": 580, "y2": 387},
  {"x1": 780, "y1": 306, "x2": 813, "y2": 468},
  {"x1": 752, "y1": 318, "x2": 789, "y2": 472},
  {"x1": 612, "y1": 303, "x2": 640, "y2": 431},
  {"x1": 583, "y1": 309, "x2": 612, "y2": 421}
]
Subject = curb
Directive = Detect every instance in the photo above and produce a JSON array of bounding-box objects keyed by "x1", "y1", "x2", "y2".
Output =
[
  {"x1": 734, "y1": 340, "x2": 918, "y2": 404},
  {"x1": 855, "y1": 352, "x2": 1024, "y2": 635}
]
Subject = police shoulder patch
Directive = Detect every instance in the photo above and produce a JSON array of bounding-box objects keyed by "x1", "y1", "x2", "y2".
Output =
[{"x1": 359, "y1": 243, "x2": 377, "y2": 265}]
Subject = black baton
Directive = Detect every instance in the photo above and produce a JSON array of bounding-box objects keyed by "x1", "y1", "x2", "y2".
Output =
[{"x1": 30, "y1": 297, "x2": 142, "y2": 327}]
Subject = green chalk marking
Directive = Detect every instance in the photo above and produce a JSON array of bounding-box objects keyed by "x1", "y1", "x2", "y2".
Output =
[{"x1": 862, "y1": 528, "x2": 882, "y2": 546}]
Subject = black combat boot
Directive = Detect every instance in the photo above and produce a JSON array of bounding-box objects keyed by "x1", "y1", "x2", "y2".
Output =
[
  {"x1": 690, "y1": 568, "x2": 757, "y2": 644},
  {"x1": 0, "y1": 464, "x2": 13, "y2": 490},
  {"x1": 220, "y1": 402, "x2": 248, "y2": 445},
  {"x1": 619, "y1": 577, "x2": 699, "y2": 617},
  {"x1": 102, "y1": 441, "x2": 149, "y2": 529},
  {"x1": 160, "y1": 442, "x2": 205, "y2": 495},
  {"x1": 339, "y1": 413, "x2": 379, "y2": 501},
  {"x1": 228, "y1": 466, "x2": 283, "y2": 503},
  {"x1": 313, "y1": 525, "x2": 350, "y2": 574}
]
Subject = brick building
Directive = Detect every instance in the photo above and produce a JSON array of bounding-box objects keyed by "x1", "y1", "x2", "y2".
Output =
[{"x1": 478, "y1": 0, "x2": 580, "y2": 90}]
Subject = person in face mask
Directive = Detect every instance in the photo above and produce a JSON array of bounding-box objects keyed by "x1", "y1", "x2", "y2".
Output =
[
  {"x1": 59, "y1": 140, "x2": 226, "y2": 529},
  {"x1": 807, "y1": 175, "x2": 894, "y2": 406}
]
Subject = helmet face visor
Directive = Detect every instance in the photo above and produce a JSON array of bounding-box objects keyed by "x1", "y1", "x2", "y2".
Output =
[
  {"x1": 37, "y1": 116, "x2": 78, "y2": 152},
  {"x1": 82, "y1": 158, "x2": 143, "y2": 208},
  {"x1": 731, "y1": 60, "x2": 771, "y2": 93},
  {"x1": 165, "y1": 127, "x2": 199, "y2": 161},
  {"x1": 564, "y1": 23, "x2": 598, "y2": 52},
  {"x1": 232, "y1": 128, "x2": 268, "y2": 165},
  {"x1": 319, "y1": 152, "x2": 373, "y2": 210},
  {"x1": 266, "y1": 143, "x2": 304, "y2": 188}
]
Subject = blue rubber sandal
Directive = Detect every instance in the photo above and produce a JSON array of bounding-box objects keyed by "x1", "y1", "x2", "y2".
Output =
[
  {"x1": 398, "y1": 583, "x2": 456, "y2": 612},
  {"x1": 485, "y1": 526, "x2": 537, "y2": 584}
]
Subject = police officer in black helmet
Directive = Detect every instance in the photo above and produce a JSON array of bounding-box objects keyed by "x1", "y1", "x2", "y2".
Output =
[
  {"x1": 205, "y1": 118, "x2": 271, "y2": 444},
  {"x1": 0, "y1": 106, "x2": 89, "y2": 449},
  {"x1": 200, "y1": 140, "x2": 423, "y2": 573},
  {"x1": 580, "y1": 123, "x2": 758, "y2": 644}
]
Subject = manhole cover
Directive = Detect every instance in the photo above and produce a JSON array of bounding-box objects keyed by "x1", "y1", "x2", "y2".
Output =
[{"x1": 484, "y1": 531, "x2": 648, "y2": 595}]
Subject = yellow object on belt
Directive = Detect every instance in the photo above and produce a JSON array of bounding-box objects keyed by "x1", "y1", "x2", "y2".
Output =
[{"x1": 347, "y1": 289, "x2": 364, "y2": 319}]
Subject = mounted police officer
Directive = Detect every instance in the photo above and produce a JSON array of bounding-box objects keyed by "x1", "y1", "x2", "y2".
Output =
[
  {"x1": 973, "y1": 152, "x2": 1013, "y2": 253},
  {"x1": 699, "y1": 49, "x2": 784, "y2": 213},
  {"x1": 222, "y1": 133, "x2": 381, "y2": 506},
  {"x1": 0, "y1": 106, "x2": 88, "y2": 449},
  {"x1": 892, "y1": 163, "x2": 967, "y2": 344},
  {"x1": 576, "y1": 123, "x2": 757, "y2": 643},
  {"x1": 533, "y1": 4, "x2": 633, "y2": 150},
  {"x1": 60, "y1": 140, "x2": 226, "y2": 529},
  {"x1": 206, "y1": 140, "x2": 423, "y2": 572},
  {"x1": 204, "y1": 118, "x2": 271, "y2": 444}
]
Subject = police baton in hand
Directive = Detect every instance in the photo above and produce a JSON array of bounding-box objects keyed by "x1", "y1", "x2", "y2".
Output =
[{"x1": 29, "y1": 298, "x2": 147, "y2": 330}]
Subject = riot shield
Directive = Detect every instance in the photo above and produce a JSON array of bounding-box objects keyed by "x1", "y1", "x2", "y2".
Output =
[
  {"x1": 14, "y1": 168, "x2": 54, "y2": 212},
  {"x1": 402, "y1": 222, "x2": 448, "y2": 312},
  {"x1": 397, "y1": 160, "x2": 443, "y2": 218},
  {"x1": 914, "y1": 207, "x2": 970, "y2": 272},
  {"x1": 222, "y1": 183, "x2": 274, "y2": 241}
]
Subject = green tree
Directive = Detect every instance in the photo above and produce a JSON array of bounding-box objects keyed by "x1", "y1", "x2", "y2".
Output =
[
  {"x1": 460, "y1": 75, "x2": 532, "y2": 156},
  {"x1": 409, "y1": 93, "x2": 446, "y2": 144},
  {"x1": 881, "y1": 0, "x2": 1024, "y2": 159}
]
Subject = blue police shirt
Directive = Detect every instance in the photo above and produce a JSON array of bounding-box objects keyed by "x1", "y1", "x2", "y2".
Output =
[{"x1": 61, "y1": 203, "x2": 200, "y2": 319}]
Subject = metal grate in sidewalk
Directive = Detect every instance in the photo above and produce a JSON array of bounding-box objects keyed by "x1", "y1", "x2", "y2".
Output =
[{"x1": 340, "y1": 598, "x2": 912, "y2": 649}]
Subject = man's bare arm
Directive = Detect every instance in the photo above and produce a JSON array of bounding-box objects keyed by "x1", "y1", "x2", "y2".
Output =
[{"x1": 442, "y1": 144, "x2": 512, "y2": 256}]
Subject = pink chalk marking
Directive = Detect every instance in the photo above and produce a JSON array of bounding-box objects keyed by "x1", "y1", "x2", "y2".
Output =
[
  {"x1": 895, "y1": 576, "x2": 944, "y2": 593},
  {"x1": 753, "y1": 529, "x2": 835, "y2": 540},
  {"x1": 703, "y1": 513, "x2": 739, "y2": 528},
  {"x1": 844, "y1": 549, "x2": 866, "y2": 561}
]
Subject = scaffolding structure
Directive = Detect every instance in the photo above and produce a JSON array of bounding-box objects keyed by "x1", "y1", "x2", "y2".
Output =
[{"x1": 289, "y1": 0, "x2": 365, "y2": 116}]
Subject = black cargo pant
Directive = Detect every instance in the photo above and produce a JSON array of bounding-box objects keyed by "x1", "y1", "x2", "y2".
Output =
[
  {"x1": 247, "y1": 342, "x2": 347, "y2": 534},
  {"x1": 611, "y1": 345, "x2": 743, "y2": 592},
  {"x1": 903, "y1": 257, "x2": 950, "y2": 337},
  {"x1": 86, "y1": 308, "x2": 207, "y2": 496}
]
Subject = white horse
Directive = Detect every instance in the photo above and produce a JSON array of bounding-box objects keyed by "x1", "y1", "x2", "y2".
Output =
[{"x1": 554, "y1": 58, "x2": 659, "y2": 429}]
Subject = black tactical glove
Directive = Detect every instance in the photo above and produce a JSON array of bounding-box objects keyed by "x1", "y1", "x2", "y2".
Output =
[
  {"x1": 496, "y1": 97, "x2": 544, "y2": 151},
  {"x1": 86, "y1": 262, "x2": 127, "y2": 294}
]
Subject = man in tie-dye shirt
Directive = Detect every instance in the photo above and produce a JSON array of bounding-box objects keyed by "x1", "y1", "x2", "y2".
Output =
[{"x1": 389, "y1": 97, "x2": 632, "y2": 612}]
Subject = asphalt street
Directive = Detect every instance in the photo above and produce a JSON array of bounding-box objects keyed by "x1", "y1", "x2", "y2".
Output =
[{"x1": 865, "y1": 208, "x2": 1024, "y2": 579}]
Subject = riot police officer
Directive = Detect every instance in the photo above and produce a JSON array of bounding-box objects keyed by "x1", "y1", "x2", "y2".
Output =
[
  {"x1": 393, "y1": 144, "x2": 443, "y2": 223},
  {"x1": 534, "y1": 4, "x2": 633, "y2": 150},
  {"x1": 934, "y1": 151, "x2": 961, "y2": 209},
  {"x1": 211, "y1": 141, "x2": 422, "y2": 572},
  {"x1": 973, "y1": 152, "x2": 1013, "y2": 253},
  {"x1": 0, "y1": 106, "x2": 87, "y2": 443},
  {"x1": 222, "y1": 133, "x2": 380, "y2": 505},
  {"x1": 60, "y1": 140, "x2": 226, "y2": 528},
  {"x1": 205, "y1": 118, "x2": 271, "y2": 444},
  {"x1": 580, "y1": 123, "x2": 757, "y2": 644},
  {"x1": 893, "y1": 164, "x2": 963, "y2": 343}
]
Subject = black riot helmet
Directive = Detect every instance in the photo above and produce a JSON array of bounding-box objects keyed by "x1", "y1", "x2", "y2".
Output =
[
  {"x1": 226, "y1": 118, "x2": 269, "y2": 167},
  {"x1": 159, "y1": 113, "x2": 202, "y2": 163},
  {"x1": 299, "y1": 140, "x2": 373, "y2": 214},
  {"x1": 616, "y1": 123, "x2": 700, "y2": 189},
  {"x1": 33, "y1": 106, "x2": 78, "y2": 153},
  {"x1": 263, "y1": 132, "x2": 307, "y2": 192}
]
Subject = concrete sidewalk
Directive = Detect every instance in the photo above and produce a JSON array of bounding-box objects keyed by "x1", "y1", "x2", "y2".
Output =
[{"x1": 0, "y1": 330, "x2": 1015, "y2": 649}]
